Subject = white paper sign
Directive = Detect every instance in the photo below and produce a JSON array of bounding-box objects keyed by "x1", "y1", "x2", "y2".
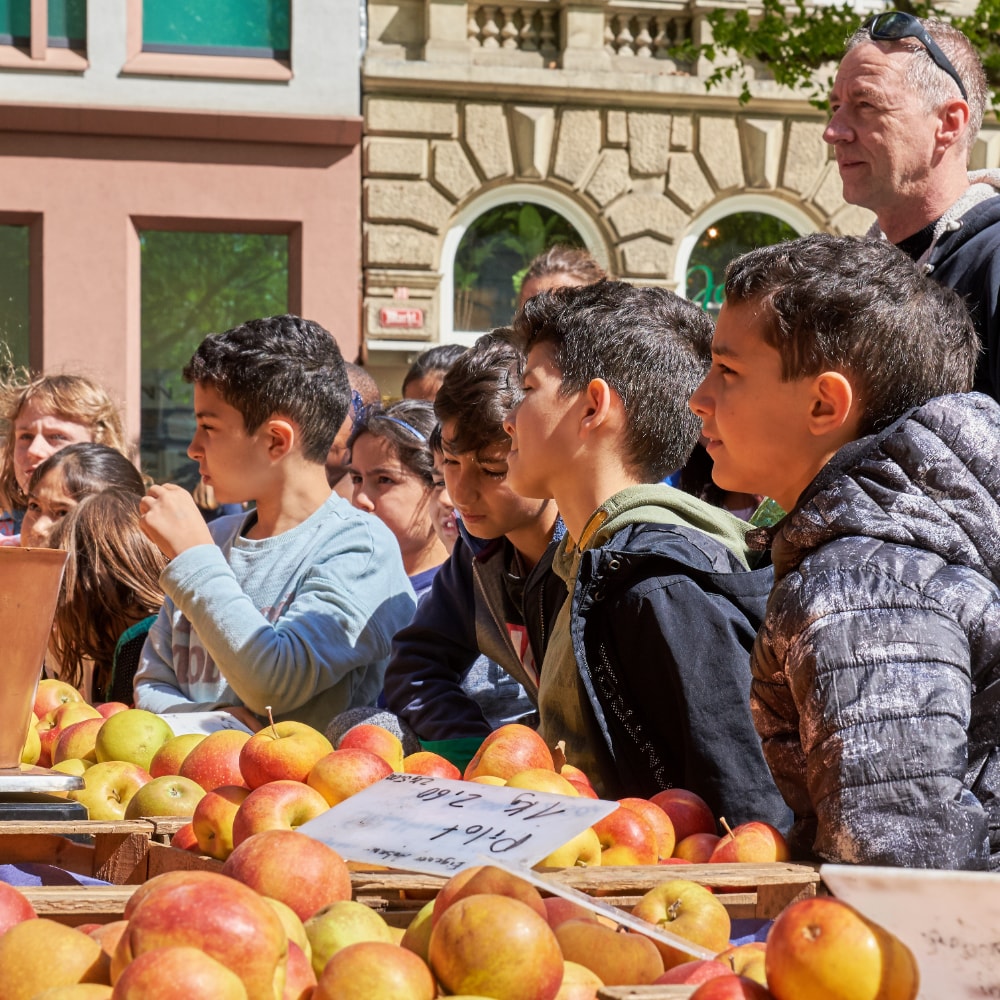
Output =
[
  {"x1": 820, "y1": 864, "x2": 1000, "y2": 1000},
  {"x1": 157, "y1": 712, "x2": 254, "y2": 737},
  {"x1": 297, "y1": 772, "x2": 616, "y2": 875}
]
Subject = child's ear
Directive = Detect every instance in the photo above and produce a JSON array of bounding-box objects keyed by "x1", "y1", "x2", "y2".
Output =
[
  {"x1": 579, "y1": 378, "x2": 616, "y2": 438},
  {"x1": 264, "y1": 417, "x2": 296, "y2": 459},
  {"x1": 808, "y1": 371, "x2": 855, "y2": 437}
]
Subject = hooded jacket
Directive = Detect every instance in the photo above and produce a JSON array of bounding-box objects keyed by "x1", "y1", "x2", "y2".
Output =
[
  {"x1": 537, "y1": 485, "x2": 790, "y2": 829},
  {"x1": 751, "y1": 393, "x2": 1000, "y2": 869},
  {"x1": 382, "y1": 518, "x2": 567, "y2": 741},
  {"x1": 869, "y1": 169, "x2": 1000, "y2": 398}
]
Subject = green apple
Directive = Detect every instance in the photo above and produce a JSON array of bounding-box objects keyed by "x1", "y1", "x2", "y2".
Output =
[
  {"x1": 304, "y1": 900, "x2": 393, "y2": 978},
  {"x1": 123, "y1": 775, "x2": 206, "y2": 819},
  {"x1": 68, "y1": 760, "x2": 152, "y2": 820},
  {"x1": 95, "y1": 709, "x2": 174, "y2": 770}
]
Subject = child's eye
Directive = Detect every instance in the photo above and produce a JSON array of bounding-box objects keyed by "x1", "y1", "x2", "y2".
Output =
[
  {"x1": 26, "y1": 500, "x2": 40, "y2": 513},
  {"x1": 717, "y1": 362, "x2": 736, "y2": 376},
  {"x1": 349, "y1": 472, "x2": 362, "y2": 485},
  {"x1": 432, "y1": 477, "x2": 446, "y2": 490},
  {"x1": 483, "y1": 468, "x2": 507, "y2": 481},
  {"x1": 377, "y1": 475, "x2": 396, "y2": 486}
]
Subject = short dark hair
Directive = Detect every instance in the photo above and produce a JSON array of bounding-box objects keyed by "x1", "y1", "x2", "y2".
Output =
[
  {"x1": 402, "y1": 344, "x2": 469, "y2": 397},
  {"x1": 513, "y1": 280, "x2": 713, "y2": 481},
  {"x1": 433, "y1": 331, "x2": 523, "y2": 456},
  {"x1": 522, "y1": 244, "x2": 607, "y2": 286},
  {"x1": 347, "y1": 398, "x2": 438, "y2": 486},
  {"x1": 724, "y1": 233, "x2": 979, "y2": 435},
  {"x1": 183, "y1": 314, "x2": 349, "y2": 464}
]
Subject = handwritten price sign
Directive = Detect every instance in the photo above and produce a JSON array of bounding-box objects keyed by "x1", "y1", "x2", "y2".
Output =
[{"x1": 297, "y1": 772, "x2": 616, "y2": 876}]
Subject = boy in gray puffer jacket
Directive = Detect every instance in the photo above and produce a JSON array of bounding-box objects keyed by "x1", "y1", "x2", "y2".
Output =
[{"x1": 689, "y1": 232, "x2": 1000, "y2": 870}]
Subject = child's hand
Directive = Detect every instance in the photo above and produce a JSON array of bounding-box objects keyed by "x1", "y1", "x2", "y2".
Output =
[{"x1": 139, "y1": 483, "x2": 214, "y2": 559}]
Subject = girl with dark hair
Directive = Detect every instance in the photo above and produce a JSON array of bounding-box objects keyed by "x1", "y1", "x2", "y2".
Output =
[
  {"x1": 347, "y1": 399, "x2": 447, "y2": 596},
  {"x1": 22, "y1": 443, "x2": 165, "y2": 702}
]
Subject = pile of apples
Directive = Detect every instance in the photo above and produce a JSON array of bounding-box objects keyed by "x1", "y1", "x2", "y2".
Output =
[{"x1": 0, "y1": 843, "x2": 919, "y2": 1000}]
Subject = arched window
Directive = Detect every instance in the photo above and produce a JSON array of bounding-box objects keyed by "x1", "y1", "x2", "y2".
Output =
[
  {"x1": 441, "y1": 185, "x2": 608, "y2": 340},
  {"x1": 676, "y1": 197, "x2": 815, "y2": 316},
  {"x1": 454, "y1": 202, "x2": 583, "y2": 332}
]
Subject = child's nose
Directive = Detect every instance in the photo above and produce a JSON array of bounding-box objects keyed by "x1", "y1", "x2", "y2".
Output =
[
  {"x1": 689, "y1": 381, "x2": 711, "y2": 417},
  {"x1": 352, "y1": 487, "x2": 375, "y2": 513}
]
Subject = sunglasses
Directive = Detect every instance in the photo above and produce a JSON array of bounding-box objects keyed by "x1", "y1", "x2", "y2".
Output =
[{"x1": 863, "y1": 11, "x2": 968, "y2": 102}]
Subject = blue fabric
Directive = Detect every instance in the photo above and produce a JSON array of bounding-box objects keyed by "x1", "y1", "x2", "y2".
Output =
[{"x1": 0, "y1": 863, "x2": 111, "y2": 887}]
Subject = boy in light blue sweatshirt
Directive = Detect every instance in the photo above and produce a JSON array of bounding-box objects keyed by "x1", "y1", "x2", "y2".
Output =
[{"x1": 134, "y1": 314, "x2": 416, "y2": 732}]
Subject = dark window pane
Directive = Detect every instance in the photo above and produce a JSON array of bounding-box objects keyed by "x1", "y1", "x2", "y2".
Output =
[
  {"x1": 0, "y1": 225, "x2": 30, "y2": 369},
  {"x1": 140, "y1": 231, "x2": 289, "y2": 486},
  {"x1": 48, "y1": 0, "x2": 86, "y2": 47},
  {"x1": 0, "y1": 0, "x2": 30, "y2": 45},
  {"x1": 686, "y1": 212, "x2": 799, "y2": 315},
  {"x1": 454, "y1": 202, "x2": 583, "y2": 332},
  {"x1": 143, "y1": 0, "x2": 290, "y2": 58}
]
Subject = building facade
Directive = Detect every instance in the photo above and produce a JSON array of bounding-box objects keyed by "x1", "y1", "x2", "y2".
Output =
[
  {"x1": 0, "y1": 0, "x2": 362, "y2": 482},
  {"x1": 362, "y1": 0, "x2": 1000, "y2": 391}
]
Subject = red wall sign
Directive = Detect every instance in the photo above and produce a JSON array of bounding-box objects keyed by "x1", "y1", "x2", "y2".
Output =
[{"x1": 380, "y1": 307, "x2": 424, "y2": 329}]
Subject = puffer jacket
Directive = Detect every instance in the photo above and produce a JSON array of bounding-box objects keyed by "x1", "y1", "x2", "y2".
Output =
[{"x1": 751, "y1": 392, "x2": 1000, "y2": 869}]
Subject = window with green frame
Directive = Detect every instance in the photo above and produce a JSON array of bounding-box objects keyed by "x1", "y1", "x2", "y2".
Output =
[
  {"x1": 140, "y1": 230, "x2": 289, "y2": 486},
  {"x1": 142, "y1": 0, "x2": 290, "y2": 59},
  {"x1": 0, "y1": 225, "x2": 30, "y2": 369},
  {"x1": 0, "y1": 0, "x2": 85, "y2": 48},
  {"x1": 686, "y1": 212, "x2": 799, "y2": 315}
]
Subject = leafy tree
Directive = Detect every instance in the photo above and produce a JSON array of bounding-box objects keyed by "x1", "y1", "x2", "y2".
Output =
[{"x1": 676, "y1": 0, "x2": 1000, "y2": 111}]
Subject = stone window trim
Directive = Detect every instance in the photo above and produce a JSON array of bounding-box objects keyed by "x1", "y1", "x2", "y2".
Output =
[
  {"x1": 121, "y1": 0, "x2": 292, "y2": 83},
  {"x1": 673, "y1": 193, "x2": 817, "y2": 297},
  {"x1": 440, "y1": 181, "x2": 611, "y2": 340},
  {"x1": 0, "y1": 0, "x2": 87, "y2": 71}
]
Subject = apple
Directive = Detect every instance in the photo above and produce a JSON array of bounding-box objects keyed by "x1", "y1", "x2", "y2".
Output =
[
  {"x1": 592, "y1": 806, "x2": 658, "y2": 866},
  {"x1": 222, "y1": 828, "x2": 351, "y2": 921},
  {"x1": 95, "y1": 702, "x2": 130, "y2": 719},
  {"x1": 0, "y1": 881, "x2": 36, "y2": 935},
  {"x1": 53, "y1": 718, "x2": 105, "y2": 765},
  {"x1": 554, "y1": 919, "x2": 663, "y2": 986},
  {"x1": 303, "y1": 900, "x2": 393, "y2": 978},
  {"x1": 432, "y1": 864, "x2": 547, "y2": 925},
  {"x1": 710, "y1": 822, "x2": 789, "y2": 864},
  {"x1": 191, "y1": 785, "x2": 252, "y2": 860},
  {"x1": 240, "y1": 721, "x2": 333, "y2": 788},
  {"x1": 536, "y1": 826, "x2": 603, "y2": 869},
  {"x1": 560, "y1": 763, "x2": 594, "y2": 789},
  {"x1": 429, "y1": 894, "x2": 564, "y2": 1000},
  {"x1": 651, "y1": 788, "x2": 718, "y2": 844},
  {"x1": 463, "y1": 723, "x2": 554, "y2": 781},
  {"x1": 123, "y1": 775, "x2": 206, "y2": 819},
  {"x1": 231, "y1": 780, "x2": 330, "y2": 847},
  {"x1": 399, "y1": 900, "x2": 436, "y2": 963},
  {"x1": 123, "y1": 870, "x2": 228, "y2": 921},
  {"x1": 21, "y1": 718, "x2": 41, "y2": 765},
  {"x1": 542, "y1": 897, "x2": 602, "y2": 931},
  {"x1": 48, "y1": 701, "x2": 102, "y2": 730},
  {"x1": 716, "y1": 942, "x2": 768, "y2": 985},
  {"x1": 468, "y1": 775, "x2": 506, "y2": 785},
  {"x1": 33, "y1": 678, "x2": 84, "y2": 718},
  {"x1": 765, "y1": 896, "x2": 919, "y2": 1000},
  {"x1": 37, "y1": 719, "x2": 62, "y2": 768},
  {"x1": 114, "y1": 870, "x2": 288, "y2": 1000},
  {"x1": 507, "y1": 768, "x2": 580, "y2": 797},
  {"x1": 313, "y1": 940, "x2": 435, "y2": 1000},
  {"x1": 149, "y1": 733, "x2": 206, "y2": 778},
  {"x1": 336, "y1": 723, "x2": 404, "y2": 772},
  {"x1": 110, "y1": 945, "x2": 248, "y2": 998},
  {"x1": 283, "y1": 940, "x2": 317, "y2": 1000},
  {"x1": 618, "y1": 797, "x2": 676, "y2": 861},
  {"x1": 51, "y1": 758, "x2": 91, "y2": 777},
  {"x1": 306, "y1": 748, "x2": 393, "y2": 806},
  {"x1": 88, "y1": 918, "x2": 127, "y2": 981},
  {"x1": 67, "y1": 760, "x2": 152, "y2": 820},
  {"x1": 170, "y1": 822, "x2": 200, "y2": 852},
  {"x1": 688, "y1": 974, "x2": 776, "y2": 999},
  {"x1": 29, "y1": 986, "x2": 112, "y2": 999},
  {"x1": 555, "y1": 959, "x2": 605, "y2": 1000},
  {"x1": 674, "y1": 832, "x2": 722, "y2": 863},
  {"x1": 402, "y1": 751, "x2": 461, "y2": 779},
  {"x1": 631, "y1": 879, "x2": 732, "y2": 969},
  {"x1": 655, "y1": 959, "x2": 732, "y2": 984},
  {"x1": 0, "y1": 918, "x2": 105, "y2": 999},
  {"x1": 179, "y1": 729, "x2": 251, "y2": 791},
  {"x1": 94, "y1": 709, "x2": 174, "y2": 771},
  {"x1": 260, "y1": 898, "x2": 312, "y2": 964}
]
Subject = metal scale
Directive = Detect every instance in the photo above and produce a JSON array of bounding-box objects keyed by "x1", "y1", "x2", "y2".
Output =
[{"x1": 0, "y1": 547, "x2": 87, "y2": 819}]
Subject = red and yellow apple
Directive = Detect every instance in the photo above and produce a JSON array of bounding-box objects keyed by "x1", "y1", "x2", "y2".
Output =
[
  {"x1": 303, "y1": 900, "x2": 393, "y2": 978},
  {"x1": 149, "y1": 733, "x2": 206, "y2": 779},
  {"x1": 94, "y1": 701, "x2": 130, "y2": 719},
  {"x1": 507, "y1": 768, "x2": 580, "y2": 797},
  {"x1": 222, "y1": 829, "x2": 351, "y2": 922},
  {"x1": 688, "y1": 974, "x2": 775, "y2": 999},
  {"x1": 463, "y1": 723, "x2": 554, "y2": 781},
  {"x1": 110, "y1": 945, "x2": 249, "y2": 999},
  {"x1": 555, "y1": 959, "x2": 605, "y2": 1000},
  {"x1": 0, "y1": 918, "x2": 106, "y2": 1000},
  {"x1": 592, "y1": 806, "x2": 658, "y2": 866},
  {"x1": 674, "y1": 832, "x2": 722, "y2": 863},
  {"x1": 67, "y1": 760, "x2": 152, "y2": 821},
  {"x1": 336, "y1": 724, "x2": 404, "y2": 772},
  {"x1": 53, "y1": 718, "x2": 105, "y2": 765},
  {"x1": 432, "y1": 864, "x2": 547, "y2": 925},
  {"x1": 0, "y1": 881, "x2": 36, "y2": 936},
  {"x1": 191, "y1": 784, "x2": 252, "y2": 860},
  {"x1": 631, "y1": 879, "x2": 731, "y2": 969},
  {"x1": 231, "y1": 779, "x2": 330, "y2": 846},
  {"x1": 402, "y1": 751, "x2": 461, "y2": 779},
  {"x1": 709, "y1": 822, "x2": 789, "y2": 864},
  {"x1": 179, "y1": 729, "x2": 251, "y2": 791},
  {"x1": 619, "y1": 797, "x2": 676, "y2": 861},
  {"x1": 313, "y1": 940, "x2": 436, "y2": 1000},
  {"x1": 536, "y1": 826, "x2": 603, "y2": 869},
  {"x1": 655, "y1": 959, "x2": 732, "y2": 985},
  {"x1": 306, "y1": 748, "x2": 393, "y2": 806},
  {"x1": 33, "y1": 678, "x2": 84, "y2": 718},
  {"x1": 716, "y1": 942, "x2": 768, "y2": 985},
  {"x1": 429, "y1": 894, "x2": 564, "y2": 1000},
  {"x1": 651, "y1": 788, "x2": 718, "y2": 844},
  {"x1": 554, "y1": 919, "x2": 663, "y2": 987},
  {"x1": 240, "y1": 721, "x2": 333, "y2": 788}
]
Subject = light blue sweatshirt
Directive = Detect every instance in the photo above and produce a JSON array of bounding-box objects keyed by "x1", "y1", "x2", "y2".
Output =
[{"x1": 134, "y1": 494, "x2": 417, "y2": 731}]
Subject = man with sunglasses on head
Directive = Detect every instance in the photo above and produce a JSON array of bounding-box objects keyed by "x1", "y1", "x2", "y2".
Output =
[{"x1": 825, "y1": 11, "x2": 1000, "y2": 399}]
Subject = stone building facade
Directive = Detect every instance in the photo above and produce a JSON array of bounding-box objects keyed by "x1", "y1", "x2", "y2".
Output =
[{"x1": 362, "y1": 0, "x2": 1000, "y2": 389}]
